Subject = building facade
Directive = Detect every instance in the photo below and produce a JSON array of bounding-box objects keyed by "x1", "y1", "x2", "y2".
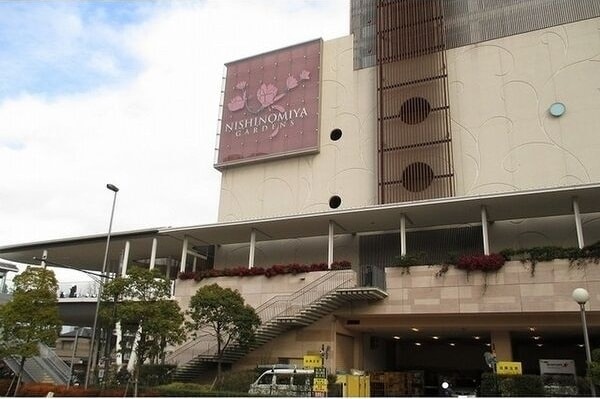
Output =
[{"x1": 2, "y1": 0, "x2": 600, "y2": 394}]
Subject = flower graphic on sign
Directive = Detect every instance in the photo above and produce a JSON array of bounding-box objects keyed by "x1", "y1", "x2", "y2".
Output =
[
  {"x1": 286, "y1": 76, "x2": 298, "y2": 90},
  {"x1": 256, "y1": 83, "x2": 282, "y2": 107},
  {"x1": 226, "y1": 69, "x2": 311, "y2": 115},
  {"x1": 299, "y1": 70, "x2": 310, "y2": 80},
  {"x1": 227, "y1": 95, "x2": 245, "y2": 111}
]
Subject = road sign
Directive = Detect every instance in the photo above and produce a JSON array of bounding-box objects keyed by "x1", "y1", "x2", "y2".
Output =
[
  {"x1": 314, "y1": 367, "x2": 327, "y2": 379},
  {"x1": 313, "y1": 377, "x2": 328, "y2": 393},
  {"x1": 497, "y1": 361, "x2": 522, "y2": 375},
  {"x1": 303, "y1": 354, "x2": 322, "y2": 368}
]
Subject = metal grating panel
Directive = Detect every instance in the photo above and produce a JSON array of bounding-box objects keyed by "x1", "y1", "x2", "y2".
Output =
[
  {"x1": 359, "y1": 226, "x2": 483, "y2": 267},
  {"x1": 352, "y1": 0, "x2": 600, "y2": 70},
  {"x1": 351, "y1": 0, "x2": 377, "y2": 70},
  {"x1": 376, "y1": 0, "x2": 455, "y2": 204},
  {"x1": 444, "y1": 0, "x2": 600, "y2": 49}
]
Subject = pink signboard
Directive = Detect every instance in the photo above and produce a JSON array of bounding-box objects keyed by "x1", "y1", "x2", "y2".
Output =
[{"x1": 215, "y1": 39, "x2": 321, "y2": 168}]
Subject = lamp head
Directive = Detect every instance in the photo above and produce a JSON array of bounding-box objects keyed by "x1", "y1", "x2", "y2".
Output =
[
  {"x1": 572, "y1": 288, "x2": 590, "y2": 305},
  {"x1": 106, "y1": 184, "x2": 119, "y2": 193}
]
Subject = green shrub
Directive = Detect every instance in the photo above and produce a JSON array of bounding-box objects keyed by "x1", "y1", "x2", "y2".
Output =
[
  {"x1": 480, "y1": 373, "x2": 500, "y2": 396},
  {"x1": 139, "y1": 364, "x2": 177, "y2": 386},
  {"x1": 215, "y1": 369, "x2": 258, "y2": 393},
  {"x1": 154, "y1": 382, "x2": 255, "y2": 397},
  {"x1": 480, "y1": 373, "x2": 545, "y2": 397},
  {"x1": 154, "y1": 382, "x2": 212, "y2": 397},
  {"x1": 394, "y1": 252, "x2": 426, "y2": 267},
  {"x1": 577, "y1": 376, "x2": 592, "y2": 396},
  {"x1": 510, "y1": 374, "x2": 545, "y2": 397}
]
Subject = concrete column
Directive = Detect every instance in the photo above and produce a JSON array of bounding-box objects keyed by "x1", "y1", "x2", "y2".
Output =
[
  {"x1": 249, "y1": 229, "x2": 256, "y2": 269},
  {"x1": 149, "y1": 238, "x2": 157, "y2": 270},
  {"x1": 481, "y1": 206, "x2": 490, "y2": 255},
  {"x1": 400, "y1": 214, "x2": 407, "y2": 256},
  {"x1": 115, "y1": 322, "x2": 123, "y2": 366},
  {"x1": 166, "y1": 264, "x2": 172, "y2": 280},
  {"x1": 179, "y1": 236, "x2": 188, "y2": 273},
  {"x1": 41, "y1": 250, "x2": 48, "y2": 269},
  {"x1": 127, "y1": 325, "x2": 142, "y2": 373},
  {"x1": 121, "y1": 241, "x2": 130, "y2": 277},
  {"x1": 328, "y1": 220, "x2": 334, "y2": 269},
  {"x1": 491, "y1": 330, "x2": 512, "y2": 361},
  {"x1": 192, "y1": 257, "x2": 197, "y2": 272},
  {"x1": 573, "y1": 197, "x2": 585, "y2": 249},
  {"x1": 0, "y1": 272, "x2": 6, "y2": 294}
]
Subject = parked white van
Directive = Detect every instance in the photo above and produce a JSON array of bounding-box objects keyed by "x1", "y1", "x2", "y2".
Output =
[{"x1": 248, "y1": 368, "x2": 314, "y2": 396}]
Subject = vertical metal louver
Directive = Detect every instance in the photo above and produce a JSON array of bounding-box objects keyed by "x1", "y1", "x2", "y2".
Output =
[
  {"x1": 353, "y1": 0, "x2": 600, "y2": 70},
  {"x1": 376, "y1": 0, "x2": 455, "y2": 204}
]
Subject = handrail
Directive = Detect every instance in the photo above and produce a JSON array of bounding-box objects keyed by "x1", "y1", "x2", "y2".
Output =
[
  {"x1": 255, "y1": 269, "x2": 355, "y2": 322},
  {"x1": 256, "y1": 270, "x2": 355, "y2": 322},
  {"x1": 3, "y1": 344, "x2": 70, "y2": 385},
  {"x1": 38, "y1": 343, "x2": 71, "y2": 383},
  {"x1": 168, "y1": 269, "x2": 356, "y2": 364}
]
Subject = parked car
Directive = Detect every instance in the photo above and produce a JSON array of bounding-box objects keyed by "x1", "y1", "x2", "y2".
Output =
[{"x1": 248, "y1": 368, "x2": 314, "y2": 396}]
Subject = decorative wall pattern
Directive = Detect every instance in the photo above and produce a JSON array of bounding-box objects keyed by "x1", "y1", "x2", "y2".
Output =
[
  {"x1": 218, "y1": 36, "x2": 378, "y2": 222},
  {"x1": 448, "y1": 18, "x2": 600, "y2": 195}
]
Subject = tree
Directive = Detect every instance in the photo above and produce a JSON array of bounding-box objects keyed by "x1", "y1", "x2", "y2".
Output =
[
  {"x1": 0, "y1": 267, "x2": 61, "y2": 396},
  {"x1": 100, "y1": 266, "x2": 185, "y2": 397},
  {"x1": 186, "y1": 283, "x2": 260, "y2": 385},
  {"x1": 588, "y1": 348, "x2": 600, "y2": 390}
]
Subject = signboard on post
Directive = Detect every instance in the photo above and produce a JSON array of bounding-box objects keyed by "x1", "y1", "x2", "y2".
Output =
[
  {"x1": 303, "y1": 354, "x2": 322, "y2": 368},
  {"x1": 215, "y1": 39, "x2": 322, "y2": 169},
  {"x1": 497, "y1": 361, "x2": 522, "y2": 375},
  {"x1": 314, "y1": 367, "x2": 327, "y2": 379},
  {"x1": 313, "y1": 366, "x2": 328, "y2": 395},
  {"x1": 540, "y1": 359, "x2": 578, "y2": 396}
]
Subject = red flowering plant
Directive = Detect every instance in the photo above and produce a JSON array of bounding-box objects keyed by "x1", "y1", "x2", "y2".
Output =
[
  {"x1": 331, "y1": 260, "x2": 352, "y2": 270},
  {"x1": 455, "y1": 253, "x2": 505, "y2": 273},
  {"x1": 178, "y1": 271, "x2": 196, "y2": 280},
  {"x1": 454, "y1": 253, "x2": 505, "y2": 293},
  {"x1": 178, "y1": 261, "x2": 351, "y2": 282}
]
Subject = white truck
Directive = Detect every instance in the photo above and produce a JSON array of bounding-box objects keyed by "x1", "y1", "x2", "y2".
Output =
[{"x1": 248, "y1": 367, "x2": 314, "y2": 396}]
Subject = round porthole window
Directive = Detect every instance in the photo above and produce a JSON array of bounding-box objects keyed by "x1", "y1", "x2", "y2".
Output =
[
  {"x1": 402, "y1": 162, "x2": 434, "y2": 192},
  {"x1": 329, "y1": 195, "x2": 342, "y2": 209},
  {"x1": 549, "y1": 102, "x2": 566, "y2": 117},
  {"x1": 400, "y1": 97, "x2": 431, "y2": 124},
  {"x1": 330, "y1": 128, "x2": 342, "y2": 141}
]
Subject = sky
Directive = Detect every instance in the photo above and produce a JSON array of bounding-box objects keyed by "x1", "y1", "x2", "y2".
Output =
[{"x1": 0, "y1": 0, "x2": 350, "y2": 250}]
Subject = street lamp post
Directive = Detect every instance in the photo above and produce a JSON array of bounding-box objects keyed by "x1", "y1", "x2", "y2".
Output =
[
  {"x1": 67, "y1": 327, "x2": 80, "y2": 388},
  {"x1": 84, "y1": 183, "x2": 119, "y2": 389},
  {"x1": 572, "y1": 287, "x2": 597, "y2": 397}
]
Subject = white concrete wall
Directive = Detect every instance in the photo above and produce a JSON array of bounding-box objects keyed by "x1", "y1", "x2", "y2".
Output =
[
  {"x1": 448, "y1": 17, "x2": 600, "y2": 195},
  {"x1": 219, "y1": 18, "x2": 600, "y2": 221},
  {"x1": 214, "y1": 18, "x2": 600, "y2": 269},
  {"x1": 217, "y1": 35, "x2": 378, "y2": 222}
]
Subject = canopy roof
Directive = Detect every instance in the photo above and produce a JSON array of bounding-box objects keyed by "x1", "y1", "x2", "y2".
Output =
[{"x1": 1, "y1": 183, "x2": 599, "y2": 272}]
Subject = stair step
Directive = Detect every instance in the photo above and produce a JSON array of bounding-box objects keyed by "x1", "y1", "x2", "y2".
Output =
[{"x1": 173, "y1": 274, "x2": 388, "y2": 382}]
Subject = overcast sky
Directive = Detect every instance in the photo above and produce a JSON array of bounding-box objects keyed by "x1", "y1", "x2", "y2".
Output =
[{"x1": 0, "y1": 0, "x2": 349, "y2": 252}]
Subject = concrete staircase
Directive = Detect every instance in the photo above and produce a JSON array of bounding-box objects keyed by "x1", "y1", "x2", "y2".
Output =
[
  {"x1": 171, "y1": 268, "x2": 387, "y2": 381},
  {"x1": 4, "y1": 343, "x2": 71, "y2": 385}
]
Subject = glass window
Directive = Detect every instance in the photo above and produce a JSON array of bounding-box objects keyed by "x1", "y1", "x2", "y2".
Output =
[
  {"x1": 258, "y1": 373, "x2": 273, "y2": 385},
  {"x1": 275, "y1": 374, "x2": 292, "y2": 385}
]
